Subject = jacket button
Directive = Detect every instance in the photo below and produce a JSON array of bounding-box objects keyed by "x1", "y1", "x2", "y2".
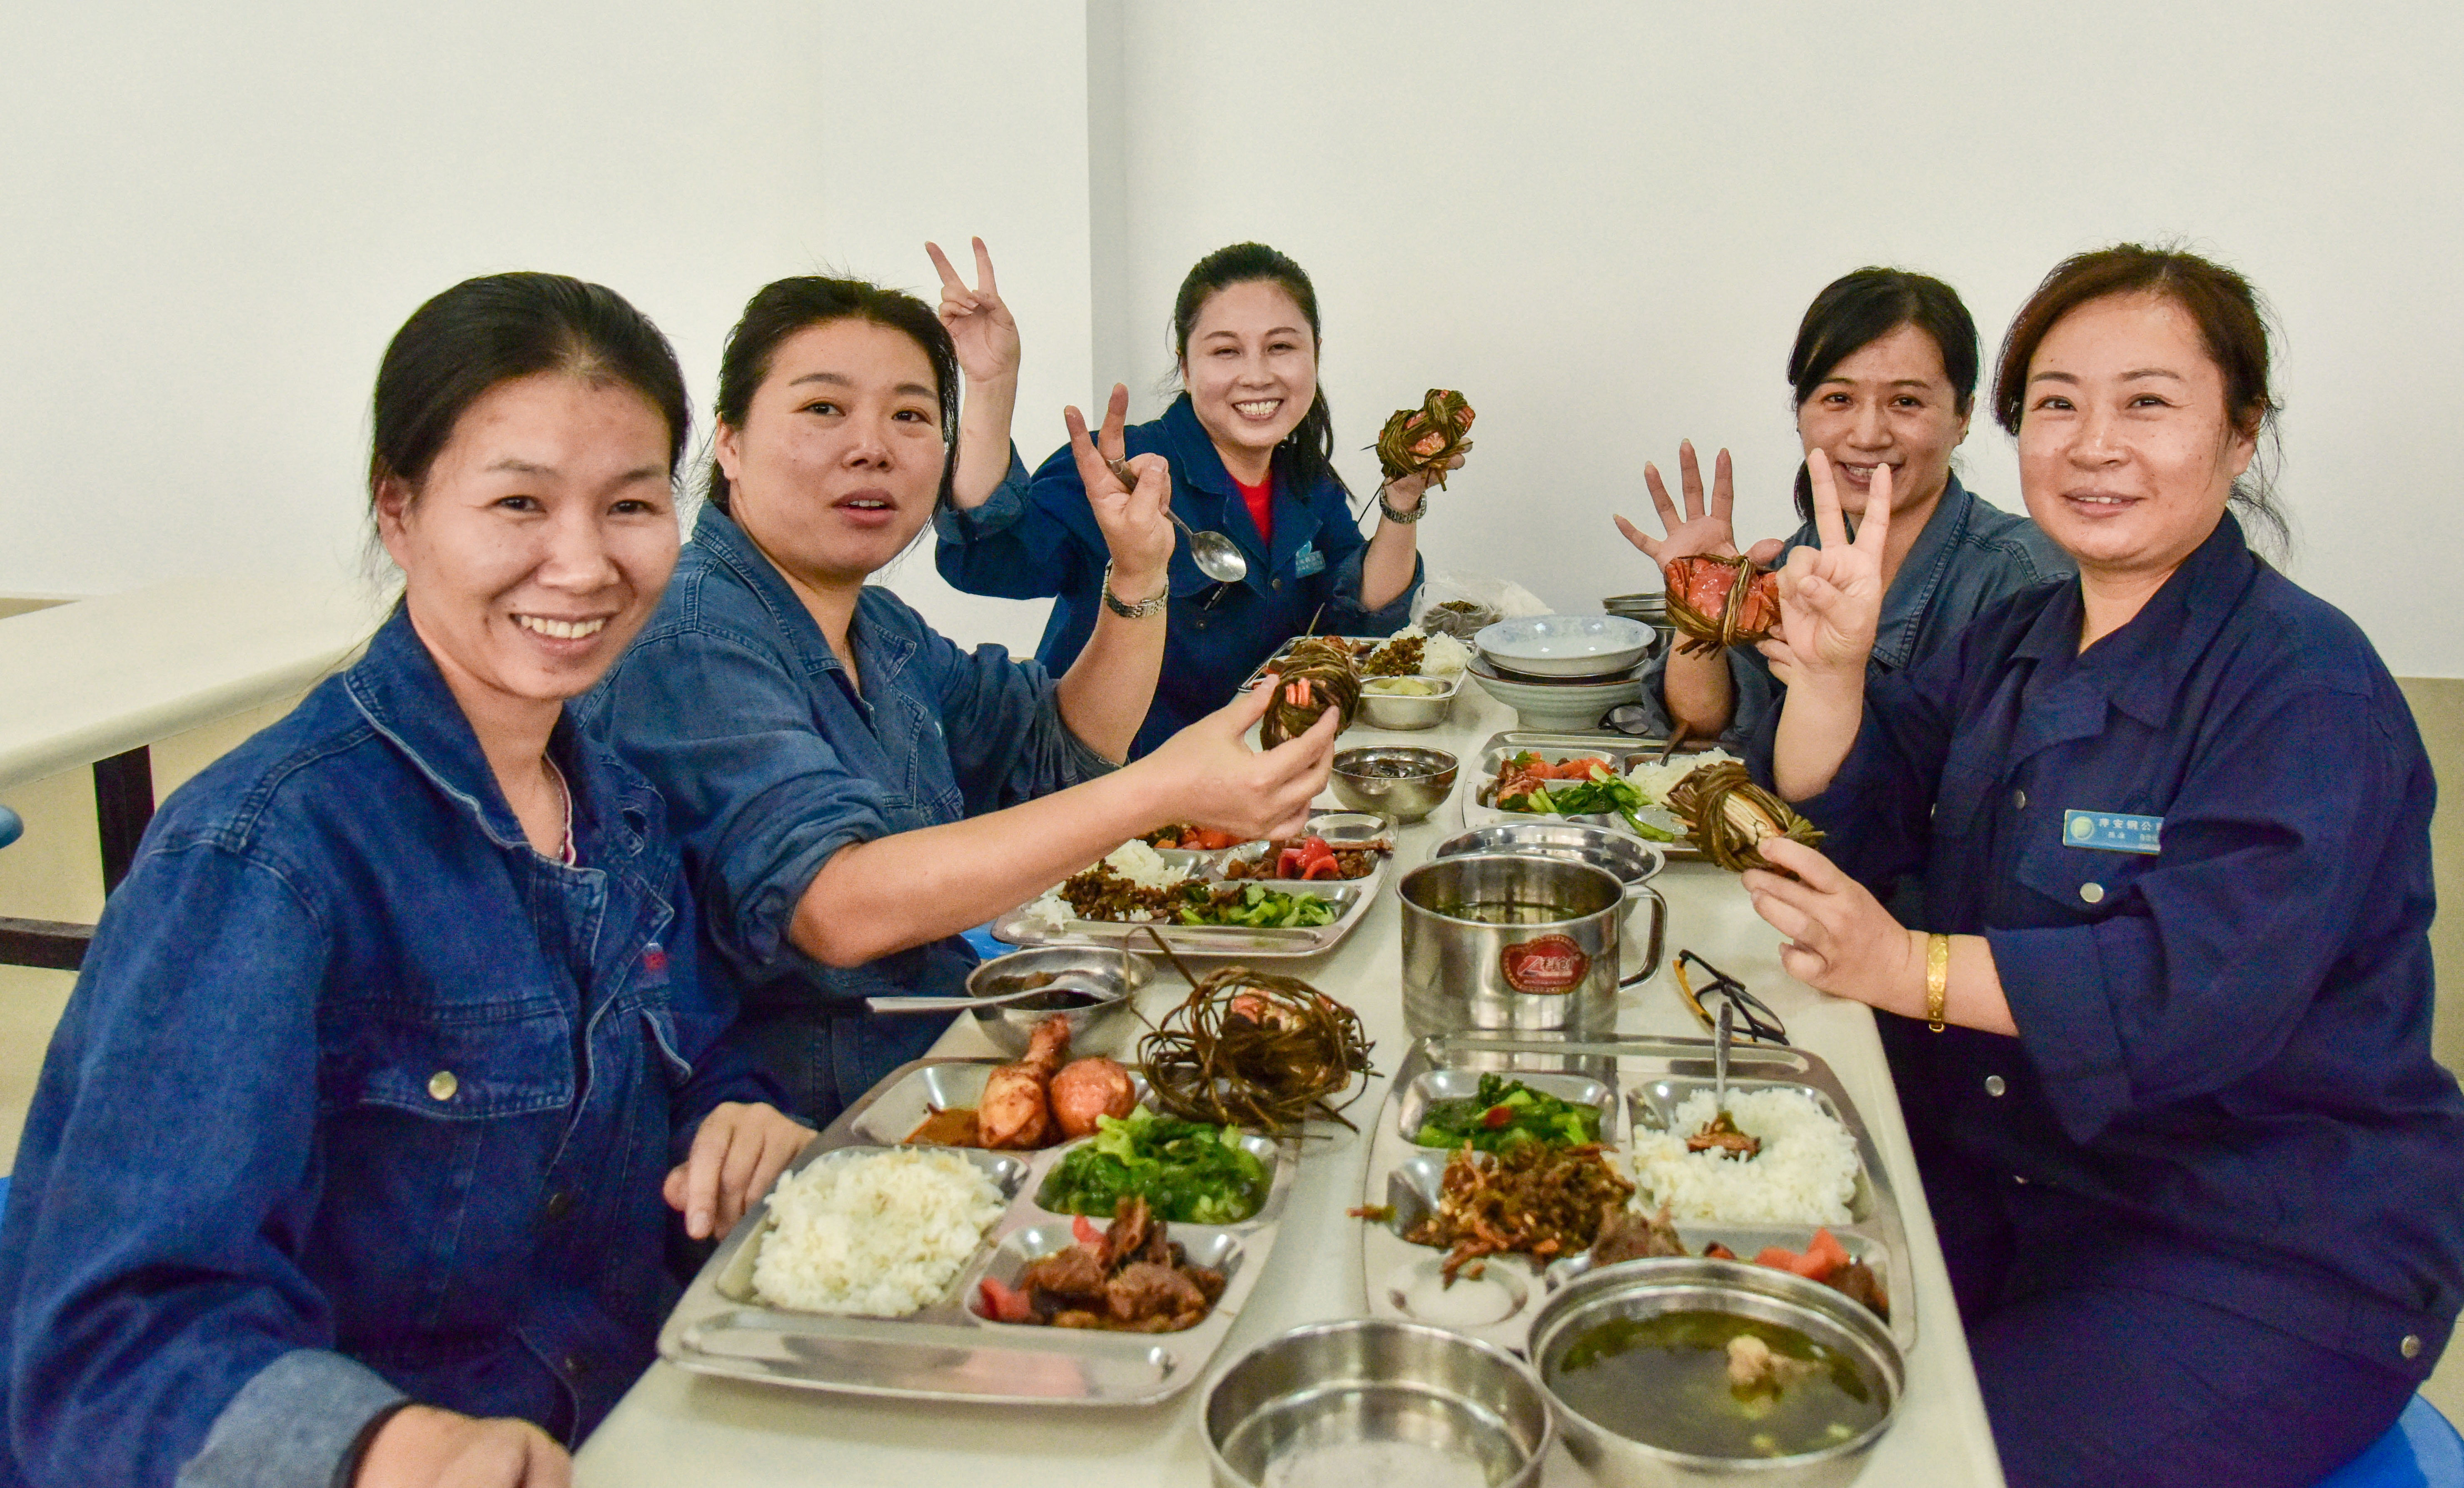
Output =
[
  {"x1": 563, "y1": 1353, "x2": 587, "y2": 1378},
  {"x1": 2012, "y1": 1174, "x2": 2030, "y2": 1185},
  {"x1": 2013, "y1": 789, "x2": 2027, "y2": 809},
  {"x1": 2403, "y1": 1335, "x2": 2424, "y2": 1359},
  {"x1": 1272, "y1": 578, "x2": 1283, "y2": 590},
  {"x1": 2079, "y1": 882, "x2": 2105, "y2": 905},
  {"x1": 544, "y1": 1190, "x2": 573, "y2": 1221},
  {"x1": 427, "y1": 1070, "x2": 458, "y2": 1102},
  {"x1": 1984, "y1": 1075, "x2": 2006, "y2": 1097}
]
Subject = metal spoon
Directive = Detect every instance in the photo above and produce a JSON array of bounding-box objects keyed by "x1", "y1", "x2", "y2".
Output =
[
  {"x1": 1715, "y1": 1000, "x2": 1733, "y2": 1114},
  {"x1": 1109, "y1": 456, "x2": 1247, "y2": 583},
  {"x1": 865, "y1": 979, "x2": 1114, "y2": 1015}
]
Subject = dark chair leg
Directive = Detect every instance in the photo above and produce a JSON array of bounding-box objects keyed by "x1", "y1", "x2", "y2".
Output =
[{"x1": 91, "y1": 747, "x2": 155, "y2": 895}]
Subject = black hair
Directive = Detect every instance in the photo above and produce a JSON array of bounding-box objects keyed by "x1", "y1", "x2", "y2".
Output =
[
  {"x1": 1785, "y1": 267, "x2": 1980, "y2": 523},
  {"x1": 369, "y1": 271, "x2": 688, "y2": 513},
  {"x1": 707, "y1": 276, "x2": 961, "y2": 515},
  {"x1": 1993, "y1": 242, "x2": 2286, "y2": 552},
  {"x1": 1170, "y1": 242, "x2": 1345, "y2": 497}
]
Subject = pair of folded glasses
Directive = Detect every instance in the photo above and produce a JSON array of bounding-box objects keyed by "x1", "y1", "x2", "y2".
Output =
[{"x1": 1670, "y1": 949, "x2": 1788, "y2": 1045}]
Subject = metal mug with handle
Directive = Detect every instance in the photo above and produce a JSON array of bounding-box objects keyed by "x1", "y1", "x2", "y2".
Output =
[{"x1": 1398, "y1": 854, "x2": 1660, "y2": 1039}]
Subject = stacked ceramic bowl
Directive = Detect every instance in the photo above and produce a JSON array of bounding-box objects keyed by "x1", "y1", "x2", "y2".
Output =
[
  {"x1": 1468, "y1": 615, "x2": 1658, "y2": 732},
  {"x1": 1601, "y1": 592, "x2": 1676, "y2": 657}
]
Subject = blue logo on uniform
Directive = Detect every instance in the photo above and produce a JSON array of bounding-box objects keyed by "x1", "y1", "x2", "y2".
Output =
[
  {"x1": 1293, "y1": 541, "x2": 1325, "y2": 578},
  {"x1": 2062, "y1": 810, "x2": 2161, "y2": 854}
]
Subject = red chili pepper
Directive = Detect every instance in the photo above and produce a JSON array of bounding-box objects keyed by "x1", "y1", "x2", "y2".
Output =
[
  {"x1": 1072, "y1": 1214, "x2": 1103, "y2": 1248},
  {"x1": 1302, "y1": 859, "x2": 1341, "y2": 880},
  {"x1": 1482, "y1": 1104, "x2": 1514, "y2": 1129},
  {"x1": 978, "y1": 1276, "x2": 1035, "y2": 1323},
  {"x1": 1277, "y1": 848, "x2": 1307, "y2": 877}
]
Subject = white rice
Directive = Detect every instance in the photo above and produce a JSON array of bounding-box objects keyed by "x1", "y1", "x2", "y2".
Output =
[
  {"x1": 1416, "y1": 630, "x2": 1473, "y2": 677},
  {"x1": 751, "y1": 1148, "x2": 1007, "y2": 1316},
  {"x1": 1631, "y1": 1088, "x2": 1860, "y2": 1225},
  {"x1": 1101, "y1": 839, "x2": 1194, "y2": 892},
  {"x1": 1625, "y1": 747, "x2": 1741, "y2": 807}
]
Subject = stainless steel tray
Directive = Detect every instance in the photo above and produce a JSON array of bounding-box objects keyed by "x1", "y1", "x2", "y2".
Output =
[
  {"x1": 990, "y1": 810, "x2": 1393, "y2": 958},
  {"x1": 660, "y1": 1057, "x2": 1299, "y2": 1405},
  {"x1": 1457, "y1": 730, "x2": 1738, "y2": 862},
  {"x1": 1355, "y1": 1032, "x2": 1917, "y2": 1356}
]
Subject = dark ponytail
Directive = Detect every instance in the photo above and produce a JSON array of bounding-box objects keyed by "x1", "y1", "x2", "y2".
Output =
[{"x1": 1170, "y1": 242, "x2": 1345, "y2": 498}]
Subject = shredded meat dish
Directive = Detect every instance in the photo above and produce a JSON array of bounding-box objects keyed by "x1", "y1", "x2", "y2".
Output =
[{"x1": 1405, "y1": 1141, "x2": 1636, "y2": 1283}]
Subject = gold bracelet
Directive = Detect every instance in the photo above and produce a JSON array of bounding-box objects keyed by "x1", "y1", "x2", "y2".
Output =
[{"x1": 1925, "y1": 933, "x2": 1949, "y2": 1032}]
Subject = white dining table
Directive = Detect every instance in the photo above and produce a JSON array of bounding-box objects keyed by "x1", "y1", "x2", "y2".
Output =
[{"x1": 576, "y1": 686, "x2": 2008, "y2": 1487}]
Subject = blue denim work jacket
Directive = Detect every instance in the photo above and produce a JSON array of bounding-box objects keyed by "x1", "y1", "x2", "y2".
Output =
[
  {"x1": 1639, "y1": 476, "x2": 2071, "y2": 744},
  {"x1": 582, "y1": 502, "x2": 1117, "y2": 1123},
  {"x1": 934, "y1": 394, "x2": 1420, "y2": 757},
  {"x1": 0, "y1": 607, "x2": 776, "y2": 1488},
  {"x1": 1782, "y1": 515, "x2": 2464, "y2": 1378}
]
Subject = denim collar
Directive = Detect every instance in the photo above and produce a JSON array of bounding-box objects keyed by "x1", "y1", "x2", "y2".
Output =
[
  {"x1": 1155, "y1": 392, "x2": 1329, "y2": 596},
  {"x1": 1868, "y1": 474, "x2": 1983, "y2": 672},
  {"x1": 2011, "y1": 512, "x2": 2257, "y2": 728},
  {"x1": 344, "y1": 603, "x2": 621, "y2": 858},
  {"x1": 689, "y1": 501, "x2": 921, "y2": 709}
]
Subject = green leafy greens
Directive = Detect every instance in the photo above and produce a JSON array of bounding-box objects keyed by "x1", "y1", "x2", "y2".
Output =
[
  {"x1": 1176, "y1": 882, "x2": 1339, "y2": 929},
  {"x1": 1035, "y1": 1106, "x2": 1272, "y2": 1224},
  {"x1": 1413, "y1": 1074, "x2": 1607, "y2": 1153}
]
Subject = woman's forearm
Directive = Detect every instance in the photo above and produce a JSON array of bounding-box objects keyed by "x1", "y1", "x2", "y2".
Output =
[
  {"x1": 951, "y1": 372, "x2": 1021, "y2": 510},
  {"x1": 787, "y1": 766, "x2": 1171, "y2": 967},
  {"x1": 1771, "y1": 669, "x2": 1866, "y2": 801},
  {"x1": 1661, "y1": 646, "x2": 1737, "y2": 739},
  {"x1": 1359, "y1": 510, "x2": 1419, "y2": 613},
  {"x1": 1869, "y1": 931, "x2": 2017, "y2": 1036},
  {"x1": 1052, "y1": 562, "x2": 1167, "y2": 761}
]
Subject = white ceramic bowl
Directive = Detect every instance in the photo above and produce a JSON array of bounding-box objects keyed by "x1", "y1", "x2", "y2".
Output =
[
  {"x1": 1474, "y1": 615, "x2": 1655, "y2": 678},
  {"x1": 1466, "y1": 668, "x2": 1643, "y2": 732}
]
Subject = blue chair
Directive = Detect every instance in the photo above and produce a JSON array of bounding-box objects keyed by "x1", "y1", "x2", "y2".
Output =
[
  {"x1": 2317, "y1": 1395, "x2": 2464, "y2": 1488},
  {"x1": 0, "y1": 805, "x2": 21, "y2": 851}
]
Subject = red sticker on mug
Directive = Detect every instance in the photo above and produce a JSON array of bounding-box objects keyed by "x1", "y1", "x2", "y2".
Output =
[{"x1": 1501, "y1": 934, "x2": 1588, "y2": 994}]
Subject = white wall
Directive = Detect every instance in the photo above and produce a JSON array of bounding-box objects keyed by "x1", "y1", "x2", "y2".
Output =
[{"x1": 7, "y1": 2, "x2": 2463, "y2": 676}]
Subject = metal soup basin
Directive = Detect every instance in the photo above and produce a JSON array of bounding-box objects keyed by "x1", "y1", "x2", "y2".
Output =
[
  {"x1": 1205, "y1": 1318, "x2": 1554, "y2": 1488},
  {"x1": 1399, "y1": 854, "x2": 1645, "y2": 1039},
  {"x1": 961, "y1": 945, "x2": 1148, "y2": 1057},
  {"x1": 1526, "y1": 1258, "x2": 1904, "y2": 1487}
]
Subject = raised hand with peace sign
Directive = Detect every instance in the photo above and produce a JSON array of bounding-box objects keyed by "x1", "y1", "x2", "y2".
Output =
[
  {"x1": 927, "y1": 237, "x2": 1023, "y2": 511},
  {"x1": 1768, "y1": 448, "x2": 1893, "y2": 799}
]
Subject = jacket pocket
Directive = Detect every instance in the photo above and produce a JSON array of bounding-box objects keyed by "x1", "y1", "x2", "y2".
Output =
[
  {"x1": 322, "y1": 1001, "x2": 575, "y2": 1119},
  {"x1": 2011, "y1": 831, "x2": 2158, "y2": 919}
]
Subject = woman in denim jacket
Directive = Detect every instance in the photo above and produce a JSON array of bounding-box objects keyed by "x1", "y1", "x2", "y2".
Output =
[
  {"x1": 0, "y1": 274, "x2": 809, "y2": 1488},
  {"x1": 586, "y1": 263, "x2": 1339, "y2": 1125},
  {"x1": 1619, "y1": 269, "x2": 2070, "y2": 748}
]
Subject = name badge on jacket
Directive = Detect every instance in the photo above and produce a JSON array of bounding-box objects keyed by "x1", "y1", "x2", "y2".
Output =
[
  {"x1": 2063, "y1": 809, "x2": 2162, "y2": 854},
  {"x1": 1293, "y1": 541, "x2": 1325, "y2": 578}
]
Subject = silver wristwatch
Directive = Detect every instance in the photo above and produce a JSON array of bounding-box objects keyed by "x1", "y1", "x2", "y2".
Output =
[
  {"x1": 1377, "y1": 483, "x2": 1428, "y2": 524},
  {"x1": 1101, "y1": 560, "x2": 1168, "y2": 619}
]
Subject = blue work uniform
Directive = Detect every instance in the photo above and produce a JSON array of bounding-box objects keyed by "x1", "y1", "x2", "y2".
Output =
[
  {"x1": 935, "y1": 393, "x2": 1421, "y2": 757},
  {"x1": 0, "y1": 607, "x2": 778, "y2": 1488},
  {"x1": 1773, "y1": 514, "x2": 2464, "y2": 1486},
  {"x1": 583, "y1": 502, "x2": 1118, "y2": 1125},
  {"x1": 1639, "y1": 475, "x2": 2069, "y2": 746}
]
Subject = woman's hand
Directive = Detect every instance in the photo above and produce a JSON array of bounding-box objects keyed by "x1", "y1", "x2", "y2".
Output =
[
  {"x1": 664, "y1": 1102, "x2": 815, "y2": 1241},
  {"x1": 355, "y1": 1405, "x2": 569, "y2": 1488},
  {"x1": 926, "y1": 237, "x2": 1019, "y2": 390},
  {"x1": 1613, "y1": 441, "x2": 1740, "y2": 565},
  {"x1": 1066, "y1": 384, "x2": 1173, "y2": 594},
  {"x1": 1772, "y1": 449, "x2": 1890, "y2": 683},
  {"x1": 1740, "y1": 837, "x2": 1922, "y2": 1016},
  {"x1": 1135, "y1": 676, "x2": 1339, "y2": 841},
  {"x1": 1382, "y1": 442, "x2": 1472, "y2": 514}
]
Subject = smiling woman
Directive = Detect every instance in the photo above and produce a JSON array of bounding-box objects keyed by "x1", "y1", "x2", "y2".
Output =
[
  {"x1": 586, "y1": 262, "x2": 1342, "y2": 1124},
  {"x1": 0, "y1": 272, "x2": 813, "y2": 1488}
]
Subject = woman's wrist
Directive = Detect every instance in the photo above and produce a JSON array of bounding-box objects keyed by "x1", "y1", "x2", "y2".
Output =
[
  {"x1": 1100, "y1": 560, "x2": 1167, "y2": 617},
  {"x1": 1376, "y1": 481, "x2": 1429, "y2": 524}
]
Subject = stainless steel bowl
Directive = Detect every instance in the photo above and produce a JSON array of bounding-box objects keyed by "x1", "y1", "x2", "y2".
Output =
[
  {"x1": 1527, "y1": 1258, "x2": 1903, "y2": 1486},
  {"x1": 1205, "y1": 1318, "x2": 1554, "y2": 1488},
  {"x1": 1435, "y1": 821, "x2": 1667, "y2": 891},
  {"x1": 1357, "y1": 675, "x2": 1457, "y2": 730},
  {"x1": 1329, "y1": 746, "x2": 1458, "y2": 823},
  {"x1": 961, "y1": 945, "x2": 1149, "y2": 1058}
]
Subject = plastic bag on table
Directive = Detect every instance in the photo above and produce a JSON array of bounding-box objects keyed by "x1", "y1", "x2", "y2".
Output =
[{"x1": 1412, "y1": 570, "x2": 1552, "y2": 637}]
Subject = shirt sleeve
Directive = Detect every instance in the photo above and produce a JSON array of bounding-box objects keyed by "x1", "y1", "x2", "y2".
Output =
[
  {"x1": 933, "y1": 444, "x2": 1090, "y2": 601},
  {"x1": 1991, "y1": 677, "x2": 2416, "y2": 1145},
  {"x1": 653, "y1": 873, "x2": 797, "y2": 1142},
  {"x1": 923, "y1": 629, "x2": 1119, "y2": 812},
  {"x1": 1320, "y1": 490, "x2": 1420, "y2": 632},
  {"x1": 1758, "y1": 647, "x2": 1962, "y2": 895},
  {"x1": 593, "y1": 628, "x2": 898, "y2": 972},
  {"x1": 6, "y1": 841, "x2": 396, "y2": 1488}
]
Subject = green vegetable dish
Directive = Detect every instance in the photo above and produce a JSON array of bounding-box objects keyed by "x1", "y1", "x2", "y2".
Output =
[
  {"x1": 1413, "y1": 1074, "x2": 1607, "y2": 1152},
  {"x1": 1035, "y1": 1106, "x2": 1273, "y2": 1224},
  {"x1": 1497, "y1": 763, "x2": 1673, "y2": 841},
  {"x1": 1176, "y1": 882, "x2": 1339, "y2": 930}
]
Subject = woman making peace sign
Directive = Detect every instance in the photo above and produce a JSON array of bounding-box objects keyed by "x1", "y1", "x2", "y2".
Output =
[{"x1": 1739, "y1": 247, "x2": 2464, "y2": 1486}]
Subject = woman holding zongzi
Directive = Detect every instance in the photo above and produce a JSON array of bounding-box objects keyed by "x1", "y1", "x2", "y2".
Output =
[
  {"x1": 936, "y1": 242, "x2": 1466, "y2": 758},
  {"x1": 1618, "y1": 269, "x2": 2067, "y2": 746},
  {"x1": 587, "y1": 256, "x2": 1337, "y2": 1124},
  {"x1": 1738, "y1": 247, "x2": 2464, "y2": 1487}
]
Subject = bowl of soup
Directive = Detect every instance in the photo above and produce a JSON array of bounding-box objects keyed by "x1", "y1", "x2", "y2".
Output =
[
  {"x1": 1526, "y1": 1256, "x2": 1903, "y2": 1485},
  {"x1": 1329, "y1": 747, "x2": 1458, "y2": 823}
]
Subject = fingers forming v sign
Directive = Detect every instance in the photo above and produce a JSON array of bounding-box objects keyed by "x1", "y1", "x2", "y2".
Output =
[
  {"x1": 925, "y1": 237, "x2": 1020, "y2": 387},
  {"x1": 1065, "y1": 385, "x2": 1175, "y2": 581},
  {"x1": 1614, "y1": 441, "x2": 1738, "y2": 565},
  {"x1": 1773, "y1": 449, "x2": 1892, "y2": 679}
]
